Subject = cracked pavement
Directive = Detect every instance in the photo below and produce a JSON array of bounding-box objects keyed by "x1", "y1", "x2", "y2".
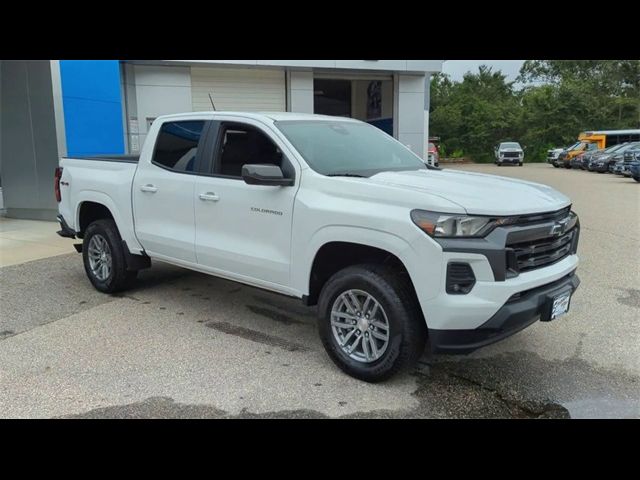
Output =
[{"x1": 1, "y1": 164, "x2": 638, "y2": 418}]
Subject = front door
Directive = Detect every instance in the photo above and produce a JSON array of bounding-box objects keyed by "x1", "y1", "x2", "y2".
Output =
[{"x1": 194, "y1": 120, "x2": 298, "y2": 288}]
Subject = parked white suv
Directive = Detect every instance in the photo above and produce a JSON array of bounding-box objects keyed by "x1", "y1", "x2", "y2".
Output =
[{"x1": 55, "y1": 112, "x2": 580, "y2": 382}]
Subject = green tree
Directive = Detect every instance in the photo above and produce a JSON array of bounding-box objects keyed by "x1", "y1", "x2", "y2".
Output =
[
  {"x1": 430, "y1": 66, "x2": 520, "y2": 162},
  {"x1": 429, "y1": 60, "x2": 640, "y2": 163}
]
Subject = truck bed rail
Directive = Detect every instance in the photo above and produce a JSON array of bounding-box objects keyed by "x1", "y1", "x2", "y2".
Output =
[{"x1": 62, "y1": 154, "x2": 140, "y2": 163}]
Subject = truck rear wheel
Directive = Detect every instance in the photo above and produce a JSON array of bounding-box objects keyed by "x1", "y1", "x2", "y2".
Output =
[
  {"x1": 83, "y1": 219, "x2": 137, "y2": 293},
  {"x1": 317, "y1": 264, "x2": 426, "y2": 382}
]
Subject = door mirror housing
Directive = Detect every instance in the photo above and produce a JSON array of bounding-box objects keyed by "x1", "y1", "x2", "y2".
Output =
[{"x1": 241, "y1": 164, "x2": 294, "y2": 186}]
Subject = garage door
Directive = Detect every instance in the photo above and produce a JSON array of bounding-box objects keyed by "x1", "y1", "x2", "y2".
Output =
[{"x1": 191, "y1": 67, "x2": 286, "y2": 112}]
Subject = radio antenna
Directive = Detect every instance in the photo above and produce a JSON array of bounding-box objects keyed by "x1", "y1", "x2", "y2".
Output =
[{"x1": 208, "y1": 93, "x2": 217, "y2": 111}]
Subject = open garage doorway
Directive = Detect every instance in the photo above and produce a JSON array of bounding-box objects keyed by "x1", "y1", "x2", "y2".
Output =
[{"x1": 313, "y1": 76, "x2": 394, "y2": 136}]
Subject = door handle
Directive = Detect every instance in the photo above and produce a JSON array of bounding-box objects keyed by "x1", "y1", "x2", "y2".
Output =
[
  {"x1": 140, "y1": 184, "x2": 158, "y2": 193},
  {"x1": 199, "y1": 192, "x2": 220, "y2": 202}
]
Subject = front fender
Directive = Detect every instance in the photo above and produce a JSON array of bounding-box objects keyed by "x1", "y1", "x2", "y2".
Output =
[{"x1": 295, "y1": 225, "x2": 425, "y2": 294}]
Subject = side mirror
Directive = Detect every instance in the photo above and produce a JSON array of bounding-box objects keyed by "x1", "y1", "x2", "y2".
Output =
[{"x1": 241, "y1": 164, "x2": 293, "y2": 187}]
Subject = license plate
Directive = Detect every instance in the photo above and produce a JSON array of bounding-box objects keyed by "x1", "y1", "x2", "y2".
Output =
[{"x1": 551, "y1": 291, "x2": 571, "y2": 320}]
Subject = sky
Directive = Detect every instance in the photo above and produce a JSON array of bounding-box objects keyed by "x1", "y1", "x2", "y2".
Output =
[{"x1": 441, "y1": 60, "x2": 525, "y2": 82}]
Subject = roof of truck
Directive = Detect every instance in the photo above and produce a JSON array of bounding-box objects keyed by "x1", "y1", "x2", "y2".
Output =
[{"x1": 157, "y1": 111, "x2": 360, "y2": 123}]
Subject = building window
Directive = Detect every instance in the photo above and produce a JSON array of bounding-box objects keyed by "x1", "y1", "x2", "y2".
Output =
[{"x1": 314, "y1": 79, "x2": 352, "y2": 117}]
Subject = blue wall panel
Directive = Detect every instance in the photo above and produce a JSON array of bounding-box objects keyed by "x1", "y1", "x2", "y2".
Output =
[{"x1": 59, "y1": 60, "x2": 125, "y2": 156}]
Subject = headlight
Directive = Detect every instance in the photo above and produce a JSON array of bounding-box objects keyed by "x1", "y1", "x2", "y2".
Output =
[{"x1": 410, "y1": 210, "x2": 517, "y2": 238}]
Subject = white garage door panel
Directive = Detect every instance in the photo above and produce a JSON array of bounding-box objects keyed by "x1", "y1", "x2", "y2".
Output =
[{"x1": 191, "y1": 67, "x2": 286, "y2": 112}]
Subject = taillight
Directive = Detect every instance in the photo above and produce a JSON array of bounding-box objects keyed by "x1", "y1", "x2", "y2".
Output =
[{"x1": 54, "y1": 167, "x2": 63, "y2": 202}]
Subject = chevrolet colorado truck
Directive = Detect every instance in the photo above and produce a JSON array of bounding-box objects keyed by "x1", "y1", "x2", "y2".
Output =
[{"x1": 56, "y1": 112, "x2": 581, "y2": 382}]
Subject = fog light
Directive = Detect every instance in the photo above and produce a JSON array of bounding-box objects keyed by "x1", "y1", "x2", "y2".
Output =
[{"x1": 446, "y1": 263, "x2": 476, "y2": 294}]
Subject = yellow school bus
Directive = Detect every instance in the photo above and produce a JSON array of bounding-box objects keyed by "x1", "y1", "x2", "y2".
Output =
[{"x1": 578, "y1": 129, "x2": 640, "y2": 149}]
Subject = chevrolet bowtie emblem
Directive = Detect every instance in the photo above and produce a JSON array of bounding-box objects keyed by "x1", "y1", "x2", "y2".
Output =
[{"x1": 550, "y1": 217, "x2": 570, "y2": 236}]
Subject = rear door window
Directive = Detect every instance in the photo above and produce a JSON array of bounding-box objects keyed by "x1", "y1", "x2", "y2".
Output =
[{"x1": 152, "y1": 121, "x2": 206, "y2": 173}]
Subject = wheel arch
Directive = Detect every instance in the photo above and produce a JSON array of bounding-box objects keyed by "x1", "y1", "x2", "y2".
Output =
[
  {"x1": 302, "y1": 229, "x2": 423, "y2": 322},
  {"x1": 73, "y1": 191, "x2": 144, "y2": 253}
]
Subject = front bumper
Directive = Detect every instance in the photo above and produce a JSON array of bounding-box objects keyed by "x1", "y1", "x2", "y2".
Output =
[
  {"x1": 498, "y1": 157, "x2": 522, "y2": 164},
  {"x1": 429, "y1": 271, "x2": 580, "y2": 354}
]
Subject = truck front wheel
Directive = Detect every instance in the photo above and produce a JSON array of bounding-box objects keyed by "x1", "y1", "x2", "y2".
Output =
[
  {"x1": 82, "y1": 219, "x2": 137, "y2": 293},
  {"x1": 317, "y1": 264, "x2": 426, "y2": 382}
]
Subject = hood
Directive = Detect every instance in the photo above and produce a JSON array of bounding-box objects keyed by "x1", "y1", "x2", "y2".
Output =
[{"x1": 365, "y1": 169, "x2": 570, "y2": 216}]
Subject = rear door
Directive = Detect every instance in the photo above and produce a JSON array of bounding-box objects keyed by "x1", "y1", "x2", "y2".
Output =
[
  {"x1": 193, "y1": 118, "x2": 299, "y2": 288},
  {"x1": 132, "y1": 119, "x2": 209, "y2": 263}
]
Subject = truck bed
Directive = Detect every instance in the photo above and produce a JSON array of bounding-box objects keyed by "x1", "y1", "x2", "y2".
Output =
[{"x1": 58, "y1": 155, "x2": 142, "y2": 253}]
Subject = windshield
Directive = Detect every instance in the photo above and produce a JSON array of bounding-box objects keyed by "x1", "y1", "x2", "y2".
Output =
[
  {"x1": 617, "y1": 142, "x2": 640, "y2": 153},
  {"x1": 275, "y1": 120, "x2": 426, "y2": 176},
  {"x1": 500, "y1": 142, "x2": 521, "y2": 149},
  {"x1": 604, "y1": 143, "x2": 625, "y2": 153}
]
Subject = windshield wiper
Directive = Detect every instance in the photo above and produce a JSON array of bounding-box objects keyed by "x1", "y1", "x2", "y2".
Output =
[{"x1": 325, "y1": 173, "x2": 368, "y2": 178}]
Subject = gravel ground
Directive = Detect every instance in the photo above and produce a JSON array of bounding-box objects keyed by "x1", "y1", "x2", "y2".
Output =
[{"x1": 0, "y1": 163, "x2": 638, "y2": 418}]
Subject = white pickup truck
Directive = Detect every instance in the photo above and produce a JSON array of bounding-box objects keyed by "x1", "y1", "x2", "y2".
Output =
[{"x1": 56, "y1": 112, "x2": 580, "y2": 382}]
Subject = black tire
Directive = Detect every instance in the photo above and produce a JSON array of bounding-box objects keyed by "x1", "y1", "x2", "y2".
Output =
[
  {"x1": 519, "y1": 162, "x2": 523, "y2": 166},
  {"x1": 82, "y1": 219, "x2": 137, "y2": 293},
  {"x1": 317, "y1": 264, "x2": 427, "y2": 382},
  {"x1": 634, "y1": 176, "x2": 640, "y2": 182}
]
